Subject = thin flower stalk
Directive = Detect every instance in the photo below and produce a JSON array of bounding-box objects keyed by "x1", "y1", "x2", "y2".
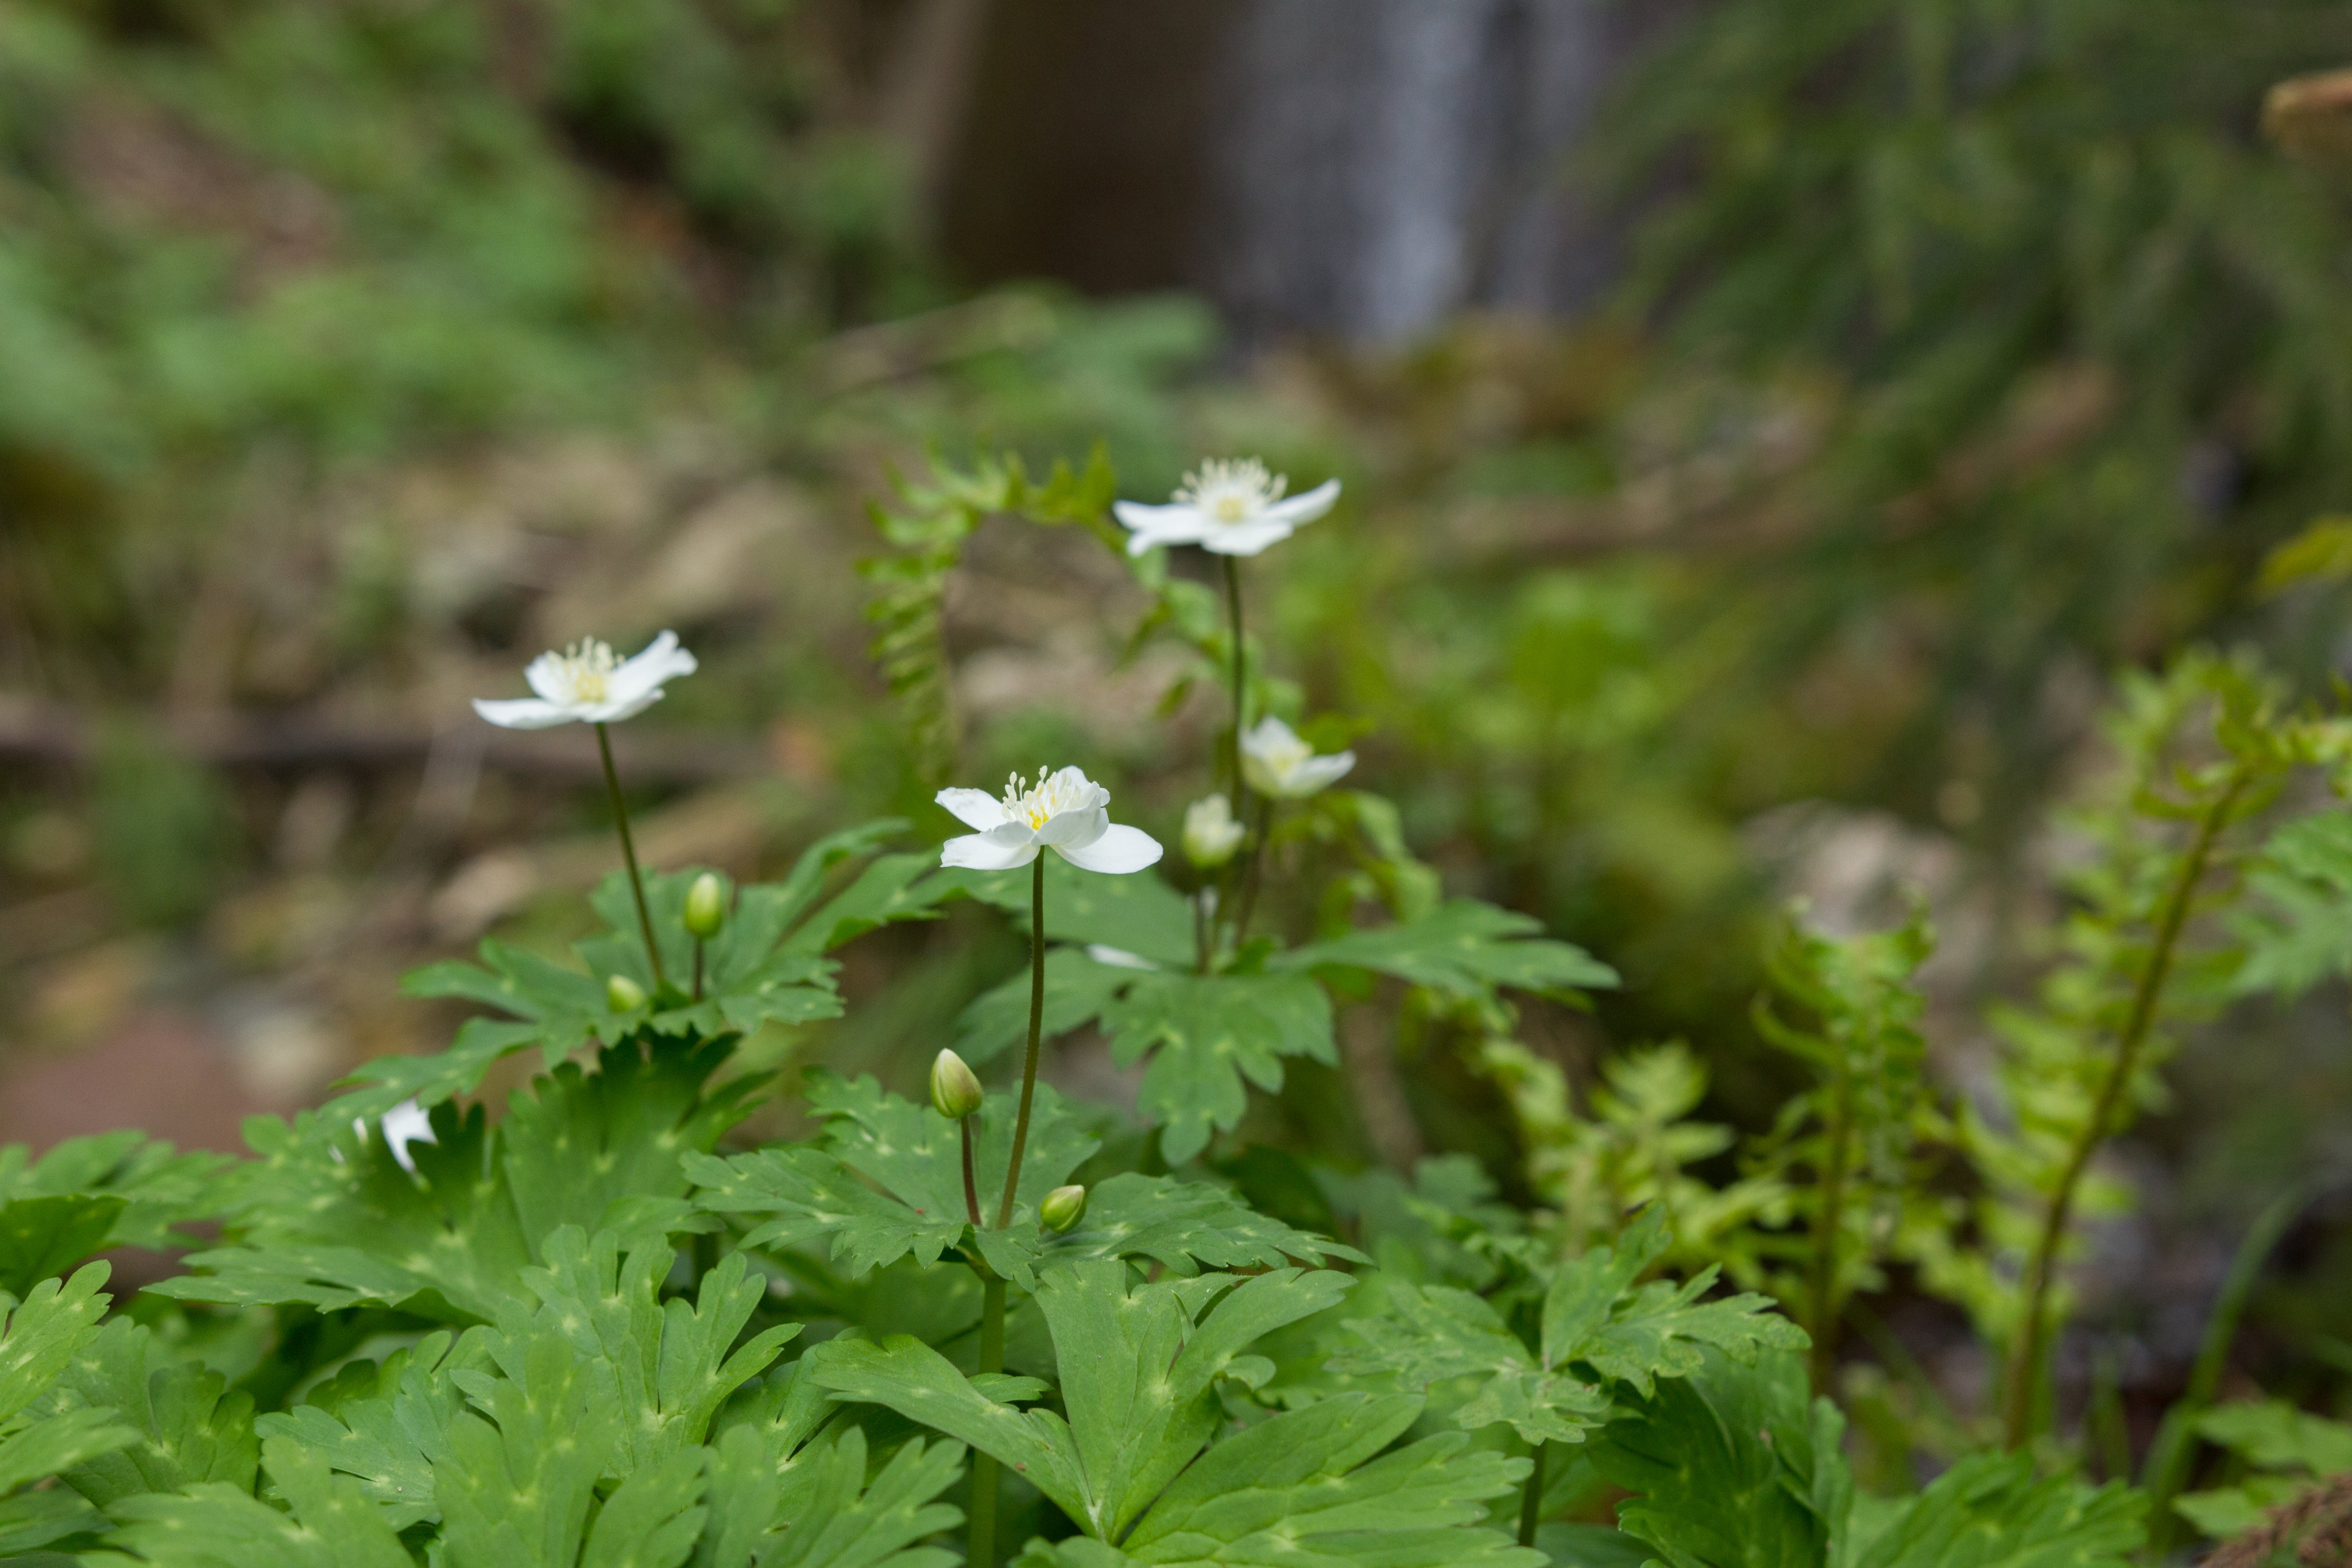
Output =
[{"x1": 594, "y1": 721, "x2": 666, "y2": 991}]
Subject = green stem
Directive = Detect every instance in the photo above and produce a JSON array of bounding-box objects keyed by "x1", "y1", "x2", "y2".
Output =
[
  {"x1": 997, "y1": 854, "x2": 1047, "y2": 1229},
  {"x1": 968, "y1": 1273, "x2": 1008, "y2": 1568},
  {"x1": 961, "y1": 1117, "x2": 982, "y2": 1229},
  {"x1": 1518, "y1": 1439, "x2": 1547, "y2": 1549},
  {"x1": 1806, "y1": 1063, "x2": 1857, "y2": 1391},
  {"x1": 594, "y1": 722, "x2": 667, "y2": 990},
  {"x1": 2001, "y1": 772, "x2": 2245, "y2": 1449},
  {"x1": 1223, "y1": 553, "x2": 1246, "y2": 800},
  {"x1": 2140, "y1": 1182, "x2": 2308, "y2": 1557},
  {"x1": 691, "y1": 938, "x2": 705, "y2": 1002}
]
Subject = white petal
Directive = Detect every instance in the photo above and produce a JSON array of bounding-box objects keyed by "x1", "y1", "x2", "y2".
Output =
[
  {"x1": 1282, "y1": 750, "x2": 1356, "y2": 796},
  {"x1": 1115, "y1": 502, "x2": 1210, "y2": 556},
  {"x1": 380, "y1": 1098, "x2": 438, "y2": 1176},
  {"x1": 942, "y1": 833, "x2": 1040, "y2": 870},
  {"x1": 1241, "y1": 716, "x2": 1301, "y2": 757},
  {"x1": 605, "y1": 630, "x2": 698, "y2": 707},
  {"x1": 583, "y1": 688, "x2": 667, "y2": 723},
  {"x1": 1259, "y1": 477, "x2": 1341, "y2": 526},
  {"x1": 1085, "y1": 944, "x2": 1160, "y2": 971},
  {"x1": 523, "y1": 652, "x2": 574, "y2": 704},
  {"x1": 473, "y1": 696, "x2": 578, "y2": 730},
  {"x1": 936, "y1": 788, "x2": 1007, "y2": 831},
  {"x1": 1198, "y1": 520, "x2": 1295, "y2": 557},
  {"x1": 1035, "y1": 804, "x2": 1108, "y2": 847},
  {"x1": 1054, "y1": 823, "x2": 1163, "y2": 874}
]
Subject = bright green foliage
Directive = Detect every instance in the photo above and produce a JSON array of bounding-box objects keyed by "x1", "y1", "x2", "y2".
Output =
[
  {"x1": 0, "y1": 1267, "x2": 140, "y2": 1554},
  {"x1": 1275, "y1": 900, "x2": 1618, "y2": 999},
  {"x1": 1585, "y1": 1348, "x2": 2143, "y2": 1568},
  {"x1": 49, "y1": 1317, "x2": 258, "y2": 1511},
  {"x1": 103, "y1": 1434, "x2": 412, "y2": 1568},
  {"x1": 1749, "y1": 905, "x2": 1942, "y2": 1364},
  {"x1": 692, "y1": 1077, "x2": 1357, "y2": 1290},
  {"x1": 813, "y1": 1261, "x2": 1530, "y2": 1562},
  {"x1": 2234, "y1": 808, "x2": 2352, "y2": 998},
  {"x1": 1933, "y1": 657, "x2": 2345, "y2": 1361},
  {"x1": 0, "y1": 1136, "x2": 226, "y2": 1279},
  {"x1": 1337, "y1": 1207, "x2": 1804, "y2": 1448},
  {"x1": 152, "y1": 1036, "x2": 752, "y2": 1321},
  {"x1": 950, "y1": 865, "x2": 1614, "y2": 1163},
  {"x1": 2172, "y1": 1400, "x2": 2352, "y2": 1539},
  {"x1": 1480, "y1": 1040, "x2": 1787, "y2": 1271},
  {"x1": 377, "y1": 823, "x2": 950, "y2": 1120}
]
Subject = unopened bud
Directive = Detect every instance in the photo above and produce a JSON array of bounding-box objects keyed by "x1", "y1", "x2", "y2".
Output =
[
  {"x1": 1039, "y1": 1184, "x2": 1088, "y2": 1233},
  {"x1": 606, "y1": 973, "x2": 648, "y2": 1013},
  {"x1": 1183, "y1": 794, "x2": 1245, "y2": 869},
  {"x1": 930, "y1": 1049, "x2": 984, "y2": 1121},
  {"x1": 683, "y1": 872, "x2": 726, "y2": 939}
]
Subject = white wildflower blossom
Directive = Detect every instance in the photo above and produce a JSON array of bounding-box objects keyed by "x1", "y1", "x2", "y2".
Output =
[
  {"x1": 936, "y1": 766, "x2": 1163, "y2": 874},
  {"x1": 1112, "y1": 458, "x2": 1340, "y2": 557},
  {"x1": 472, "y1": 631, "x2": 697, "y2": 729},
  {"x1": 350, "y1": 1097, "x2": 438, "y2": 1177},
  {"x1": 1240, "y1": 716, "x2": 1355, "y2": 799},
  {"x1": 1182, "y1": 793, "x2": 1247, "y2": 868}
]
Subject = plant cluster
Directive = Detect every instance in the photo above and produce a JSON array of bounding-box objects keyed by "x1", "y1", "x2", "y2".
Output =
[{"x1": 2, "y1": 446, "x2": 2352, "y2": 1568}]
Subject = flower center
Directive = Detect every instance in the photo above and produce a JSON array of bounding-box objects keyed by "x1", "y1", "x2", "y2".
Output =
[
  {"x1": 1003, "y1": 768, "x2": 1077, "y2": 830},
  {"x1": 1177, "y1": 458, "x2": 1285, "y2": 528},
  {"x1": 555, "y1": 639, "x2": 619, "y2": 704}
]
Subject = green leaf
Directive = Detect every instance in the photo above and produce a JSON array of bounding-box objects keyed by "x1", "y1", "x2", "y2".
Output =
[
  {"x1": 1115, "y1": 1392, "x2": 1538, "y2": 1567},
  {"x1": 252, "y1": 1333, "x2": 468, "y2": 1530},
  {"x1": 1038, "y1": 1172, "x2": 1367, "y2": 1277},
  {"x1": 1585, "y1": 1348, "x2": 1831, "y2": 1568},
  {"x1": 369, "y1": 823, "x2": 946, "y2": 1122},
  {"x1": 434, "y1": 1317, "x2": 620, "y2": 1568},
  {"x1": 0, "y1": 1133, "x2": 226, "y2": 1253},
  {"x1": 953, "y1": 950, "x2": 1135, "y2": 1066},
  {"x1": 0, "y1": 1264, "x2": 114, "y2": 1426},
  {"x1": 757, "y1": 1426, "x2": 964, "y2": 1568},
  {"x1": 156, "y1": 1037, "x2": 750, "y2": 1321},
  {"x1": 689, "y1": 1074, "x2": 1097, "y2": 1286},
  {"x1": 1276, "y1": 900, "x2": 1619, "y2": 998},
  {"x1": 813, "y1": 1263, "x2": 1354, "y2": 1544},
  {"x1": 102, "y1": 1435, "x2": 412, "y2": 1568},
  {"x1": 2171, "y1": 1400, "x2": 2352, "y2": 1540},
  {"x1": 0, "y1": 1195, "x2": 126, "y2": 1299},
  {"x1": 1103, "y1": 971, "x2": 1334, "y2": 1164},
  {"x1": 1334, "y1": 1278, "x2": 1609, "y2": 1447},
  {"x1": 1855, "y1": 1453, "x2": 2141, "y2": 1568},
  {"x1": 2235, "y1": 809, "x2": 2352, "y2": 999},
  {"x1": 512, "y1": 1226, "x2": 799, "y2": 1471},
  {"x1": 1545, "y1": 1210, "x2": 1808, "y2": 1399},
  {"x1": 52, "y1": 1318, "x2": 258, "y2": 1509},
  {"x1": 941, "y1": 858, "x2": 1198, "y2": 967}
]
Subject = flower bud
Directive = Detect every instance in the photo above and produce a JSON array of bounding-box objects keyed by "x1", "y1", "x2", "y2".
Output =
[
  {"x1": 1039, "y1": 1184, "x2": 1088, "y2": 1233},
  {"x1": 683, "y1": 872, "x2": 726, "y2": 939},
  {"x1": 930, "y1": 1048, "x2": 984, "y2": 1121},
  {"x1": 606, "y1": 973, "x2": 649, "y2": 1012},
  {"x1": 1182, "y1": 793, "x2": 1245, "y2": 869}
]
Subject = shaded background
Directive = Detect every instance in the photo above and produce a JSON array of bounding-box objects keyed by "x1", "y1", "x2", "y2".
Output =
[{"x1": 9, "y1": 0, "x2": 2352, "y2": 1442}]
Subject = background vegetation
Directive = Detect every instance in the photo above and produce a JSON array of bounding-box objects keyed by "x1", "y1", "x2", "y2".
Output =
[{"x1": 11, "y1": 0, "x2": 2352, "y2": 1548}]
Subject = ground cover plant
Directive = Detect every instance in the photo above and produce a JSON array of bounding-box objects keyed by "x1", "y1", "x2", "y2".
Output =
[{"x1": 2, "y1": 442, "x2": 2352, "y2": 1567}]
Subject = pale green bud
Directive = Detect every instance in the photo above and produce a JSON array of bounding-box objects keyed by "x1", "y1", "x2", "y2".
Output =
[
  {"x1": 930, "y1": 1048, "x2": 984, "y2": 1121},
  {"x1": 1183, "y1": 793, "x2": 1245, "y2": 869},
  {"x1": 683, "y1": 872, "x2": 726, "y2": 939},
  {"x1": 1039, "y1": 1184, "x2": 1088, "y2": 1233},
  {"x1": 606, "y1": 973, "x2": 649, "y2": 1012}
]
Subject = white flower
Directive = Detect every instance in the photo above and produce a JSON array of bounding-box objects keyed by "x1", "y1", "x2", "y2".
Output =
[
  {"x1": 1241, "y1": 717, "x2": 1355, "y2": 799},
  {"x1": 1112, "y1": 458, "x2": 1340, "y2": 558},
  {"x1": 1085, "y1": 944, "x2": 1160, "y2": 970},
  {"x1": 1182, "y1": 793, "x2": 1246, "y2": 868},
  {"x1": 937, "y1": 766, "x2": 1164, "y2": 874},
  {"x1": 472, "y1": 631, "x2": 698, "y2": 729}
]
